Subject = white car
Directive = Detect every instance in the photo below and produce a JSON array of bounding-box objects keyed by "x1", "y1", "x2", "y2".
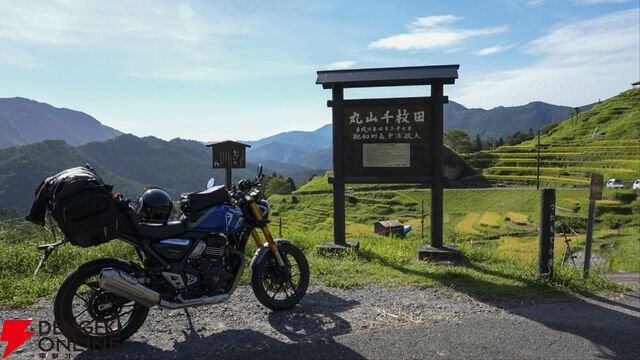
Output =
[
  {"x1": 606, "y1": 178, "x2": 624, "y2": 189},
  {"x1": 633, "y1": 179, "x2": 640, "y2": 190}
]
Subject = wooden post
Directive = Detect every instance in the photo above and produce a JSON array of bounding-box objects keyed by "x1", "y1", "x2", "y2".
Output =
[
  {"x1": 421, "y1": 199, "x2": 425, "y2": 239},
  {"x1": 430, "y1": 81, "x2": 444, "y2": 248},
  {"x1": 583, "y1": 199, "x2": 596, "y2": 278},
  {"x1": 331, "y1": 85, "x2": 347, "y2": 247},
  {"x1": 584, "y1": 173, "x2": 603, "y2": 278},
  {"x1": 539, "y1": 189, "x2": 556, "y2": 275},
  {"x1": 225, "y1": 167, "x2": 232, "y2": 191},
  {"x1": 537, "y1": 129, "x2": 541, "y2": 190}
]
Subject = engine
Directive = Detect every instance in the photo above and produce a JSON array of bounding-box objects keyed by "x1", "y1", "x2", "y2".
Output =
[{"x1": 183, "y1": 235, "x2": 235, "y2": 294}]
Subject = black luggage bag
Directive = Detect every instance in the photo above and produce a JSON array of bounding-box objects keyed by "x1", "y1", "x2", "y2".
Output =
[
  {"x1": 27, "y1": 165, "x2": 121, "y2": 247},
  {"x1": 179, "y1": 185, "x2": 231, "y2": 213}
]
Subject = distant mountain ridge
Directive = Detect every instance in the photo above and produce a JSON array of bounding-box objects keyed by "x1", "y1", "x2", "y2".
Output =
[
  {"x1": 0, "y1": 97, "x2": 121, "y2": 148},
  {"x1": 0, "y1": 135, "x2": 323, "y2": 211},
  {"x1": 245, "y1": 100, "x2": 594, "y2": 169},
  {"x1": 444, "y1": 100, "x2": 594, "y2": 140}
]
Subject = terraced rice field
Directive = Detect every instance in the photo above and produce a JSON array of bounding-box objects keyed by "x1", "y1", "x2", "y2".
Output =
[
  {"x1": 457, "y1": 212, "x2": 481, "y2": 235},
  {"x1": 478, "y1": 212, "x2": 502, "y2": 228},
  {"x1": 505, "y1": 212, "x2": 529, "y2": 225},
  {"x1": 462, "y1": 89, "x2": 640, "y2": 187},
  {"x1": 464, "y1": 140, "x2": 639, "y2": 187}
]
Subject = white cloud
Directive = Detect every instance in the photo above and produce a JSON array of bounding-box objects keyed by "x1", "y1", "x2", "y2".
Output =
[
  {"x1": 455, "y1": 9, "x2": 640, "y2": 108},
  {"x1": 411, "y1": 15, "x2": 462, "y2": 28},
  {"x1": 572, "y1": 0, "x2": 633, "y2": 5},
  {"x1": 327, "y1": 60, "x2": 356, "y2": 70},
  {"x1": 0, "y1": 1, "x2": 268, "y2": 82},
  {"x1": 474, "y1": 44, "x2": 515, "y2": 56},
  {"x1": 526, "y1": 0, "x2": 546, "y2": 7},
  {"x1": 369, "y1": 15, "x2": 507, "y2": 51}
]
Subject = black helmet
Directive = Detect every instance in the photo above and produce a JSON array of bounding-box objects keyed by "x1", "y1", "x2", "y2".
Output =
[{"x1": 137, "y1": 188, "x2": 173, "y2": 224}]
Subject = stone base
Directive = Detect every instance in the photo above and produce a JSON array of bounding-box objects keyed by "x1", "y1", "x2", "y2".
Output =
[
  {"x1": 317, "y1": 240, "x2": 360, "y2": 254},
  {"x1": 418, "y1": 244, "x2": 461, "y2": 262}
]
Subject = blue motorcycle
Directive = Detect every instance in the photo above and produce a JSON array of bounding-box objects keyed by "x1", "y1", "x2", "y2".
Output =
[{"x1": 42, "y1": 165, "x2": 309, "y2": 348}]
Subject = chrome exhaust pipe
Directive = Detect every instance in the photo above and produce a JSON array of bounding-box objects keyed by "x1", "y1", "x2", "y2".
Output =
[
  {"x1": 99, "y1": 268, "x2": 160, "y2": 308},
  {"x1": 99, "y1": 268, "x2": 230, "y2": 309}
]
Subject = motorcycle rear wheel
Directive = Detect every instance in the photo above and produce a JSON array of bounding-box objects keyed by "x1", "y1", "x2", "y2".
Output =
[
  {"x1": 251, "y1": 243, "x2": 309, "y2": 311},
  {"x1": 53, "y1": 258, "x2": 149, "y2": 349}
]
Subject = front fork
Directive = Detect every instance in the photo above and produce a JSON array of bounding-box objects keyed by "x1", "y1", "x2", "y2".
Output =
[{"x1": 248, "y1": 200, "x2": 286, "y2": 267}]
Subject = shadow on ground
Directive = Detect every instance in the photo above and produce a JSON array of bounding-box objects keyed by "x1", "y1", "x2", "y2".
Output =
[
  {"x1": 352, "y1": 247, "x2": 640, "y2": 359},
  {"x1": 75, "y1": 290, "x2": 365, "y2": 360}
]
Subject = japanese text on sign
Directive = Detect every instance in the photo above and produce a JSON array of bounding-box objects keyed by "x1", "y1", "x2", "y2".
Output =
[
  {"x1": 341, "y1": 101, "x2": 431, "y2": 179},
  {"x1": 347, "y1": 108, "x2": 425, "y2": 142}
]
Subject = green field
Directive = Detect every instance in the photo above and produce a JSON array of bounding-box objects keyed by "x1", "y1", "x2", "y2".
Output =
[
  {"x1": 1, "y1": 90, "x2": 638, "y2": 307},
  {"x1": 2, "y1": 186, "x2": 637, "y2": 306},
  {"x1": 463, "y1": 89, "x2": 640, "y2": 187}
]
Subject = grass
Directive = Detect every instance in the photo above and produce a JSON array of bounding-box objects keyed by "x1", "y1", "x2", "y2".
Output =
[{"x1": 2, "y1": 187, "x2": 636, "y2": 307}]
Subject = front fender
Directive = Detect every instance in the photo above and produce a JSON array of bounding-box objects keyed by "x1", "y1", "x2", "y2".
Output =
[{"x1": 250, "y1": 239, "x2": 291, "y2": 268}]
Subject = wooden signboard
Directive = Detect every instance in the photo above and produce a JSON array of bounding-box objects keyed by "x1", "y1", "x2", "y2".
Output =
[
  {"x1": 342, "y1": 98, "x2": 431, "y2": 182},
  {"x1": 315, "y1": 65, "x2": 459, "y2": 258},
  {"x1": 206, "y1": 140, "x2": 250, "y2": 190},
  {"x1": 210, "y1": 141, "x2": 248, "y2": 169},
  {"x1": 589, "y1": 173, "x2": 604, "y2": 201}
]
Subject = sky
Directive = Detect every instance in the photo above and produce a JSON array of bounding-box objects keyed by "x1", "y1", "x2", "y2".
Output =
[{"x1": 0, "y1": 0, "x2": 638, "y2": 141}]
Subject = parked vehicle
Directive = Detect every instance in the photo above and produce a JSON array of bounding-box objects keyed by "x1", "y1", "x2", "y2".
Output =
[
  {"x1": 26, "y1": 164, "x2": 309, "y2": 349},
  {"x1": 606, "y1": 178, "x2": 624, "y2": 189},
  {"x1": 633, "y1": 179, "x2": 640, "y2": 190}
]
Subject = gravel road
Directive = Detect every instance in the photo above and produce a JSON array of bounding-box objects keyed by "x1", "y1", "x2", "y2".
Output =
[{"x1": 1, "y1": 284, "x2": 638, "y2": 360}]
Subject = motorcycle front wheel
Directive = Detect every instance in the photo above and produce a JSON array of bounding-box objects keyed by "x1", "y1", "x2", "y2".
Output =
[
  {"x1": 53, "y1": 258, "x2": 149, "y2": 349},
  {"x1": 251, "y1": 243, "x2": 309, "y2": 310}
]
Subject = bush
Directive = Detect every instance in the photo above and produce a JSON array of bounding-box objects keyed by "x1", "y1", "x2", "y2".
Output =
[
  {"x1": 614, "y1": 191, "x2": 637, "y2": 204},
  {"x1": 595, "y1": 204, "x2": 633, "y2": 216}
]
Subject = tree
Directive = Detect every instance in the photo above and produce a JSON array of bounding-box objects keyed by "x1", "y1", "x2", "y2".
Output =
[
  {"x1": 264, "y1": 173, "x2": 296, "y2": 197},
  {"x1": 444, "y1": 129, "x2": 473, "y2": 153},
  {"x1": 572, "y1": 107, "x2": 580, "y2": 124},
  {"x1": 474, "y1": 134, "x2": 483, "y2": 152}
]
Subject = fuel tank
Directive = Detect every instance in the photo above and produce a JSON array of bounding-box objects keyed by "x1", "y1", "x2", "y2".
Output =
[{"x1": 183, "y1": 204, "x2": 245, "y2": 235}]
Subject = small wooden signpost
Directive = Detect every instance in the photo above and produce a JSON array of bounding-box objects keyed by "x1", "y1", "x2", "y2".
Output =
[
  {"x1": 315, "y1": 65, "x2": 460, "y2": 260},
  {"x1": 206, "y1": 140, "x2": 251, "y2": 190}
]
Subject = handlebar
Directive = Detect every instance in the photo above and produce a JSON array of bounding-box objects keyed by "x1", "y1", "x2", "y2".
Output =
[{"x1": 232, "y1": 173, "x2": 265, "y2": 201}]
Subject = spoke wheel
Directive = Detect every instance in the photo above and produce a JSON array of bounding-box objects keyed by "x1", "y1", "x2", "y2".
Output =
[
  {"x1": 251, "y1": 243, "x2": 309, "y2": 310},
  {"x1": 54, "y1": 259, "x2": 149, "y2": 349}
]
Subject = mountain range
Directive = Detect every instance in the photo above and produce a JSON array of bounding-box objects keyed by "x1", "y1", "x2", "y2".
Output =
[
  {"x1": 240, "y1": 100, "x2": 593, "y2": 168},
  {"x1": 0, "y1": 97, "x2": 121, "y2": 148},
  {"x1": 0, "y1": 95, "x2": 597, "y2": 210},
  {"x1": 0, "y1": 135, "x2": 322, "y2": 211}
]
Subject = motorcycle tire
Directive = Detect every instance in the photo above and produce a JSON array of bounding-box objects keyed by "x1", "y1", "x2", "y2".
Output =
[
  {"x1": 251, "y1": 243, "x2": 310, "y2": 311},
  {"x1": 54, "y1": 258, "x2": 149, "y2": 349}
]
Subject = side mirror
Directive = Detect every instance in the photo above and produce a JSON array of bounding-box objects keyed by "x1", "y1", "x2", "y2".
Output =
[
  {"x1": 257, "y1": 164, "x2": 263, "y2": 178},
  {"x1": 206, "y1": 178, "x2": 215, "y2": 189}
]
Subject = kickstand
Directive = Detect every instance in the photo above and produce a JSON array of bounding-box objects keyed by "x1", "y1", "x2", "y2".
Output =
[
  {"x1": 33, "y1": 240, "x2": 66, "y2": 277},
  {"x1": 33, "y1": 216, "x2": 66, "y2": 277}
]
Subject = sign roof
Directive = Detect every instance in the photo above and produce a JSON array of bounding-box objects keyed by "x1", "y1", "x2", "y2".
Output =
[{"x1": 316, "y1": 65, "x2": 459, "y2": 89}]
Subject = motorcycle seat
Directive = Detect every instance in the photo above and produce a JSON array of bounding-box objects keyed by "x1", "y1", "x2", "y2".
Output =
[{"x1": 136, "y1": 221, "x2": 186, "y2": 239}]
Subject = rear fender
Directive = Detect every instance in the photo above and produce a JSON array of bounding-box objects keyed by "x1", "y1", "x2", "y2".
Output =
[{"x1": 250, "y1": 239, "x2": 291, "y2": 268}]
